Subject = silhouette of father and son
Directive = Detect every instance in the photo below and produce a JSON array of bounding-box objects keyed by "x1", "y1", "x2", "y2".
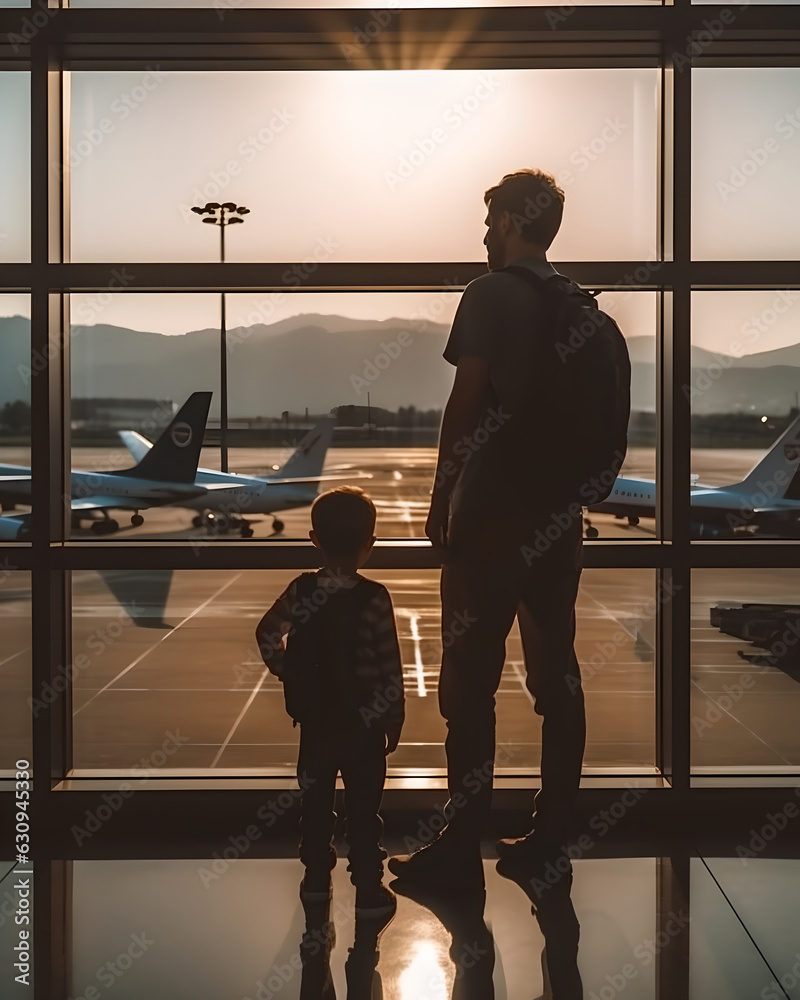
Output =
[{"x1": 255, "y1": 169, "x2": 631, "y2": 999}]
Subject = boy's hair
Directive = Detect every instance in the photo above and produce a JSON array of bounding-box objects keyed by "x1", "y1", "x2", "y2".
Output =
[
  {"x1": 483, "y1": 168, "x2": 565, "y2": 249},
  {"x1": 311, "y1": 486, "x2": 376, "y2": 556}
]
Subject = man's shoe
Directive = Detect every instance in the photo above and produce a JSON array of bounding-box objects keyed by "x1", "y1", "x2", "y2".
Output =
[
  {"x1": 355, "y1": 884, "x2": 397, "y2": 919},
  {"x1": 388, "y1": 835, "x2": 484, "y2": 890},
  {"x1": 496, "y1": 830, "x2": 568, "y2": 864}
]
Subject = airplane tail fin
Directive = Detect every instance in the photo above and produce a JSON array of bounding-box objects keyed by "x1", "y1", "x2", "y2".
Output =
[
  {"x1": 118, "y1": 391, "x2": 212, "y2": 484},
  {"x1": 264, "y1": 419, "x2": 336, "y2": 484},
  {"x1": 729, "y1": 413, "x2": 800, "y2": 500}
]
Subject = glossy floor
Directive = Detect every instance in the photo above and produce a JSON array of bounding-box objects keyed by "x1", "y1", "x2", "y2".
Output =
[{"x1": 3, "y1": 853, "x2": 799, "y2": 998}]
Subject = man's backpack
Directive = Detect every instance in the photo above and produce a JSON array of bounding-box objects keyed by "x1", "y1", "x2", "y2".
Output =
[{"x1": 502, "y1": 265, "x2": 632, "y2": 506}]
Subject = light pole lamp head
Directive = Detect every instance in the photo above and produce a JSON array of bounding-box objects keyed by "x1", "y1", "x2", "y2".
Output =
[
  {"x1": 236, "y1": 207, "x2": 250, "y2": 215},
  {"x1": 202, "y1": 217, "x2": 218, "y2": 224},
  {"x1": 205, "y1": 202, "x2": 221, "y2": 211},
  {"x1": 221, "y1": 201, "x2": 238, "y2": 211}
]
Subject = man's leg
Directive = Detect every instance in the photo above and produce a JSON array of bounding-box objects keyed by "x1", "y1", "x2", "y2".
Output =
[
  {"x1": 516, "y1": 517, "x2": 584, "y2": 842},
  {"x1": 437, "y1": 514, "x2": 523, "y2": 844},
  {"x1": 297, "y1": 727, "x2": 339, "y2": 875}
]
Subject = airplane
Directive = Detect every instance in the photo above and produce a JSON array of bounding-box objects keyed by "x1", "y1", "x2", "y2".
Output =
[
  {"x1": 585, "y1": 413, "x2": 800, "y2": 538},
  {"x1": 0, "y1": 392, "x2": 215, "y2": 541},
  {"x1": 119, "y1": 417, "x2": 369, "y2": 537}
]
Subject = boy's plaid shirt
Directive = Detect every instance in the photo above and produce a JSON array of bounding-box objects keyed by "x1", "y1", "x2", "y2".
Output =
[{"x1": 256, "y1": 568, "x2": 405, "y2": 733}]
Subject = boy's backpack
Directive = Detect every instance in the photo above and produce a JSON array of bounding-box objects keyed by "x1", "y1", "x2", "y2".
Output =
[
  {"x1": 502, "y1": 265, "x2": 632, "y2": 506},
  {"x1": 281, "y1": 572, "x2": 378, "y2": 728}
]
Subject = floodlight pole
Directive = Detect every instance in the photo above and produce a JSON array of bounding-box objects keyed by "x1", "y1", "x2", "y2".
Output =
[{"x1": 191, "y1": 201, "x2": 250, "y2": 473}]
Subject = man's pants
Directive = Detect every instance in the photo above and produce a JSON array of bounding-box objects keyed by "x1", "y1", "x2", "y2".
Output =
[
  {"x1": 297, "y1": 724, "x2": 388, "y2": 885},
  {"x1": 439, "y1": 508, "x2": 584, "y2": 843}
]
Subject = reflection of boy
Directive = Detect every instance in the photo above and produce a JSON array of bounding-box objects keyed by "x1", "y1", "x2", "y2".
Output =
[{"x1": 255, "y1": 486, "x2": 404, "y2": 917}]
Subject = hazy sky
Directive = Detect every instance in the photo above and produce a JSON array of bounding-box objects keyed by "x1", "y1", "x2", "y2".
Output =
[{"x1": 1, "y1": 67, "x2": 798, "y2": 358}]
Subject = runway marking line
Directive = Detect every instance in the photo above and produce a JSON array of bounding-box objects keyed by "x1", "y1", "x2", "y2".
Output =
[{"x1": 73, "y1": 573, "x2": 244, "y2": 717}]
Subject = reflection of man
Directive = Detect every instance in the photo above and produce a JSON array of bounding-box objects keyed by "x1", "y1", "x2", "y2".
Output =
[{"x1": 390, "y1": 170, "x2": 585, "y2": 889}]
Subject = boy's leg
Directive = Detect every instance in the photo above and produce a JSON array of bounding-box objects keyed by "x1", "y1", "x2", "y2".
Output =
[
  {"x1": 297, "y1": 727, "x2": 339, "y2": 874},
  {"x1": 339, "y1": 731, "x2": 388, "y2": 887}
]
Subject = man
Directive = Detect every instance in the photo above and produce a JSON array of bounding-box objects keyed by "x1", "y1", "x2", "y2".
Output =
[{"x1": 389, "y1": 169, "x2": 585, "y2": 889}]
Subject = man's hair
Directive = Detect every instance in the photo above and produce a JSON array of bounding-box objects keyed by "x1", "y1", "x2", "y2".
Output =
[
  {"x1": 483, "y1": 169, "x2": 565, "y2": 249},
  {"x1": 311, "y1": 486, "x2": 376, "y2": 556}
]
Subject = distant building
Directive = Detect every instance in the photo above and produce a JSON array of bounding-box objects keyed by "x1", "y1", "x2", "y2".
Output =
[{"x1": 71, "y1": 398, "x2": 176, "y2": 432}]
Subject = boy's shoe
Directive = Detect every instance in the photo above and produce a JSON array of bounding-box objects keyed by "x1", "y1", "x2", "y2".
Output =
[
  {"x1": 388, "y1": 834, "x2": 484, "y2": 891},
  {"x1": 354, "y1": 884, "x2": 397, "y2": 919},
  {"x1": 299, "y1": 869, "x2": 333, "y2": 902}
]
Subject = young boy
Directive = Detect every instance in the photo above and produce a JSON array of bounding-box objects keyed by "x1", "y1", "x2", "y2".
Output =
[{"x1": 255, "y1": 486, "x2": 404, "y2": 917}]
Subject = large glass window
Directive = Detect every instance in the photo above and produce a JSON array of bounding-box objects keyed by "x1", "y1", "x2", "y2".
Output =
[
  {"x1": 0, "y1": 74, "x2": 30, "y2": 264},
  {"x1": 693, "y1": 69, "x2": 800, "y2": 261},
  {"x1": 690, "y1": 292, "x2": 800, "y2": 539},
  {"x1": 0, "y1": 571, "x2": 31, "y2": 776},
  {"x1": 68, "y1": 69, "x2": 659, "y2": 263},
  {"x1": 0, "y1": 295, "x2": 30, "y2": 542},
  {"x1": 692, "y1": 569, "x2": 800, "y2": 774},
  {"x1": 71, "y1": 568, "x2": 656, "y2": 774},
  {"x1": 68, "y1": 289, "x2": 656, "y2": 541}
]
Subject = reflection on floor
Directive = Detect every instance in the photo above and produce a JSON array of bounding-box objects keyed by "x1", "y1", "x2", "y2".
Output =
[{"x1": 2, "y1": 853, "x2": 792, "y2": 999}]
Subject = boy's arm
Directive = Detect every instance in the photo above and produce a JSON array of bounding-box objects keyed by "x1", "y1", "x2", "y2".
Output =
[
  {"x1": 254, "y1": 580, "x2": 298, "y2": 678},
  {"x1": 368, "y1": 587, "x2": 405, "y2": 753}
]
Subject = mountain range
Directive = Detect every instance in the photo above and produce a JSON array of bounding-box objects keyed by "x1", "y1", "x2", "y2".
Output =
[{"x1": 1, "y1": 313, "x2": 799, "y2": 417}]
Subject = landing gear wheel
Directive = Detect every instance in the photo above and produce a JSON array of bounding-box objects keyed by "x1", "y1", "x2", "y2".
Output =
[
  {"x1": 192, "y1": 515, "x2": 203, "y2": 528},
  {"x1": 213, "y1": 514, "x2": 230, "y2": 533},
  {"x1": 240, "y1": 525, "x2": 254, "y2": 538},
  {"x1": 131, "y1": 513, "x2": 144, "y2": 527},
  {"x1": 627, "y1": 516, "x2": 640, "y2": 527},
  {"x1": 272, "y1": 518, "x2": 284, "y2": 533},
  {"x1": 585, "y1": 525, "x2": 599, "y2": 539}
]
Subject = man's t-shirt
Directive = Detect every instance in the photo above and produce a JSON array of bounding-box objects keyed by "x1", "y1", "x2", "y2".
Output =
[{"x1": 442, "y1": 256, "x2": 558, "y2": 518}]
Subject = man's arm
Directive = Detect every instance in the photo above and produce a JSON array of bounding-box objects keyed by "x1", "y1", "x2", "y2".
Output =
[{"x1": 426, "y1": 355, "x2": 491, "y2": 553}]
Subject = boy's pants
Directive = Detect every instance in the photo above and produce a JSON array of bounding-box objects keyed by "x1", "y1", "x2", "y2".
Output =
[
  {"x1": 297, "y1": 722, "x2": 387, "y2": 885},
  {"x1": 439, "y1": 506, "x2": 584, "y2": 843}
]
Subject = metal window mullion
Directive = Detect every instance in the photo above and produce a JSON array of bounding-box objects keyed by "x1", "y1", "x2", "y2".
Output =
[{"x1": 660, "y1": 34, "x2": 692, "y2": 793}]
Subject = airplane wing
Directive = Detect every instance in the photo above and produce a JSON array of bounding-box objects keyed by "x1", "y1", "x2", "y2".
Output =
[
  {"x1": 263, "y1": 471, "x2": 373, "y2": 485},
  {"x1": 118, "y1": 429, "x2": 371, "y2": 486},
  {"x1": 71, "y1": 495, "x2": 147, "y2": 512}
]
